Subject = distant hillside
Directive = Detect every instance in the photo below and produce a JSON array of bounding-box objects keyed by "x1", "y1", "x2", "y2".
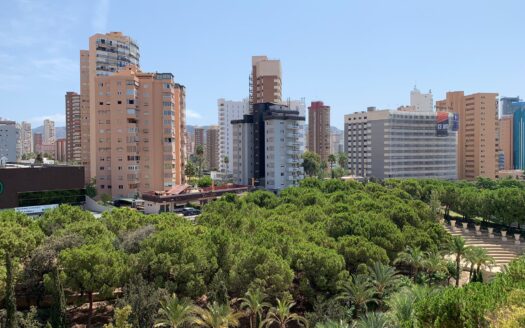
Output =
[{"x1": 32, "y1": 126, "x2": 66, "y2": 139}]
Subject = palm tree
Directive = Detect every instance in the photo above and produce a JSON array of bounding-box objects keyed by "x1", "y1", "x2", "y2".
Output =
[
  {"x1": 223, "y1": 156, "x2": 229, "y2": 173},
  {"x1": 190, "y1": 301, "x2": 243, "y2": 328},
  {"x1": 354, "y1": 312, "x2": 388, "y2": 328},
  {"x1": 337, "y1": 152, "x2": 347, "y2": 174},
  {"x1": 154, "y1": 294, "x2": 196, "y2": 328},
  {"x1": 447, "y1": 236, "x2": 467, "y2": 286},
  {"x1": 196, "y1": 145, "x2": 205, "y2": 177},
  {"x1": 337, "y1": 274, "x2": 376, "y2": 317},
  {"x1": 422, "y1": 251, "x2": 447, "y2": 285},
  {"x1": 445, "y1": 260, "x2": 457, "y2": 286},
  {"x1": 237, "y1": 288, "x2": 270, "y2": 328},
  {"x1": 261, "y1": 296, "x2": 308, "y2": 328},
  {"x1": 328, "y1": 154, "x2": 337, "y2": 179},
  {"x1": 464, "y1": 246, "x2": 495, "y2": 282},
  {"x1": 394, "y1": 246, "x2": 426, "y2": 281},
  {"x1": 386, "y1": 285, "x2": 432, "y2": 328},
  {"x1": 368, "y1": 262, "x2": 401, "y2": 305}
]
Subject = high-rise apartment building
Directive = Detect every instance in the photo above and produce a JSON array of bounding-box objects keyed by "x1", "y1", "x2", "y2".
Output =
[
  {"x1": 66, "y1": 91, "x2": 81, "y2": 163},
  {"x1": 410, "y1": 86, "x2": 434, "y2": 112},
  {"x1": 218, "y1": 98, "x2": 250, "y2": 173},
  {"x1": 436, "y1": 92, "x2": 499, "y2": 179},
  {"x1": 501, "y1": 97, "x2": 523, "y2": 117},
  {"x1": 43, "y1": 119, "x2": 55, "y2": 145},
  {"x1": 232, "y1": 103, "x2": 305, "y2": 190},
  {"x1": 330, "y1": 128, "x2": 344, "y2": 155},
  {"x1": 250, "y1": 56, "x2": 282, "y2": 106},
  {"x1": 344, "y1": 108, "x2": 457, "y2": 179},
  {"x1": 80, "y1": 32, "x2": 140, "y2": 181},
  {"x1": 206, "y1": 126, "x2": 220, "y2": 170},
  {"x1": 499, "y1": 116, "x2": 513, "y2": 170},
  {"x1": 93, "y1": 65, "x2": 185, "y2": 198},
  {"x1": 513, "y1": 109, "x2": 525, "y2": 170},
  {"x1": 55, "y1": 138, "x2": 66, "y2": 162},
  {"x1": 0, "y1": 120, "x2": 19, "y2": 162},
  {"x1": 17, "y1": 121, "x2": 32, "y2": 156},
  {"x1": 33, "y1": 133, "x2": 42, "y2": 154},
  {"x1": 194, "y1": 127, "x2": 205, "y2": 149},
  {"x1": 308, "y1": 101, "x2": 331, "y2": 162}
]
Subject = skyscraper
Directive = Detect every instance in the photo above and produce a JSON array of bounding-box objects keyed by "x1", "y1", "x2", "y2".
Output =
[
  {"x1": 93, "y1": 66, "x2": 185, "y2": 199},
  {"x1": 344, "y1": 108, "x2": 457, "y2": 179},
  {"x1": 410, "y1": 86, "x2": 433, "y2": 112},
  {"x1": 308, "y1": 101, "x2": 331, "y2": 162},
  {"x1": 218, "y1": 98, "x2": 250, "y2": 173},
  {"x1": 232, "y1": 103, "x2": 305, "y2": 190},
  {"x1": 80, "y1": 32, "x2": 140, "y2": 181},
  {"x1": 55, "y1": 138, "x2": 66, "y2": 163},
  {"x1": 33, "y1": 133, "x2": 42, "y2": 154},
  {"x1": 513, "y1": 109, "x2": 525, "y2": 170},
  {"x1": 500, "y1": 96, "x2": 522, "y2": 117},
  {"x1": 194, "y1": 127, "x2": 205, "y2": 150},
  {"x1": 206, "y1": 126, "x2": 219, "y2": 171},
  {"x1": 43, "y1": 119, "x2": 55, "y2": 145},
  {"x1": 17, "y1": 121, "x2": 32, "y2": 156},
  {"x1": 499, "y1": 116, "x2": 513, "y2": 170},
  {"x1": 436, "y1": 92, "x2": 499, "y2": 179},
  {"x1": 66, "y1": 91, "x2": 81, "y2": 163},
  {"x1": 0, "y1": 120, "x2": 19, "y2": 162},
  {"x1": 250, "y1": 56, "x2": 282, "y2": 106}
]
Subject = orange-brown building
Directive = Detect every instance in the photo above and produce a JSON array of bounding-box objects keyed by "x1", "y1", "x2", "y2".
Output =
[
  {"x1": 436, "y1": 92, "x2": 499, "y2": 179},
  {"x1": 65, "y1": 91, "x2": 81, "y2": 163},
  {"x1": 250, "y1": 56, "x2": 282, "y2": 106},
  {"x1": 499, "y1": 116, "x2": 513, "y2": 170},
  {"x1": 80, "y1": 32, "x2": 140, "y2": 182},
  {"x1": 308, "y1": 101, "x2": 331, "y2": 162},
  {"x1": 93, "y1": 66, "x2": 186, "y2": 198},
  {"x1": 55, "y1": 138, "x2": 66, "y2": 163}
]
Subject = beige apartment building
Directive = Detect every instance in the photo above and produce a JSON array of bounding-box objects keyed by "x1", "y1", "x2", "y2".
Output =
[
  {"x1": 250, "y1": 56, "x2": 282, "y2": 106},
  {"x1": 206, "y1": 126, "x2": 219, "y2": 170},
  {"x1": 308, "y1": 101, "x2": 331, "y2": 162},
  {"x1": 80, "y1": 32, "x2": 140, "y2": 181},
  {"x1": 436, "y1": 92, "x2": 499, "y2": 179},
  {"x1": 65, "y1": 91, "x2": 81, "y2": 163},
  {"x1": 94, "y1": 65, "x2": 185, "y2": 198}
]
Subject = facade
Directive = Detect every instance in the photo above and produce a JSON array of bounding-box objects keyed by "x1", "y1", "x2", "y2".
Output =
[
  {"x1": 194, "y1": 127, "x2": 205, "y2": 149},
  {"x1": 250, "y1": 56, "x2": 282, "y2": 106},
  {"x1": 501, "y1": 97, "x2": 522, "y2": 117},
  {"x1": 217, "y1": 98, "x2": 250, "y2": 173},
  {"x1": 66, "y1": 91, "x2": 82, "y2": 163},
  {"x1": 0, "y1": 163, "x2": 85, "y2": 211},
  {"x1": 55, "y1": 138, "x2": 67, "y2": 162},
  {"x1": 33, "y1": 133, "x2": 42, "y2": 154},
  {"x1": 93, "y1": 66, "x2": 185, "y2": 199},
  {"x1": 17, "y1": 121, "x2": 32, "y2": 156},
  {"x1": 436, "y1": 92, "x2": 499, "y2": 179},
  {"x1": 499, "y1": 116, "x2": 513, "y2": 170},
  {"x1": 308, "y1": 101, "x2": 331, "y2": 162},
  {"x1": 513, "y1": 109, "x2": 525, "y2": 170},
  {"x1": 231, "y1": 103, "x2": 304, "y2": 190},
  {"x1": 206, "y1": 125, "x2": 219, "y2": 170},
  {"x1": 330, "y1": 128, "x2": 344, "y2": 155},
  {"x1": 43, "y1": 119, "x2": 56, "y2": 145},
  {"x1": 410, "y1": 86, "x2": 434, "y2": 112},
  {"x1": 0, "y1": 120, "x2": 19, "y2": 162},
  {"x1": 344, "y1": 108, "x2": 458, "y2": 179},
  {"x1": 80, "y1": 32, "x2": 140, "y2": 181}
]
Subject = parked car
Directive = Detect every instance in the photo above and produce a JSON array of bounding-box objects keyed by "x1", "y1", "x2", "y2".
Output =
[{"x1": 182, "y1": 207, "x2": 201, "y2": 216}]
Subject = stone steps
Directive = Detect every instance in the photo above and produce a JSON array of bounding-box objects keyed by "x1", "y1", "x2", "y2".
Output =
[{"x1": 443, "y1": 224, "x2": 524, "y2": 269}]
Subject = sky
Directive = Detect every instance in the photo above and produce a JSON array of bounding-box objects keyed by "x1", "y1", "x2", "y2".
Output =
[{"x1": 0, "y1": 0, "x2": 524, "y2": 129}]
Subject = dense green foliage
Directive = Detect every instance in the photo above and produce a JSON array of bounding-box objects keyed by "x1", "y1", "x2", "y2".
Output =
[{"x1": 1, "y1": 177, "x2": 525, "y2": 327}]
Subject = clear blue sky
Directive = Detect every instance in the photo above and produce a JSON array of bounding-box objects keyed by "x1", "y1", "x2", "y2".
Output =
[{"x1": 1, "y1": 0, "x2": 524, "y2": 129}]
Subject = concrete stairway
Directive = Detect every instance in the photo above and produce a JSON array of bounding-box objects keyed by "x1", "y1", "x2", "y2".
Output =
[{"x1": 443, "y1": 223, "x2": 525, "y2": 271}]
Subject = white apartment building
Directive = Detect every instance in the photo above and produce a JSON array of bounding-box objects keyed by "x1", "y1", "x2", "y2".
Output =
[
  {"x1": 17, "y1": 121, "x2": 32, "y2": 157},
  {"x1": 344, "y1": 108, "x2": 457, "y2": 179},
  {"x1": 43, "y1": 119, "x2": 56, "y2": 144},
  {"x1": 0, "y1": 120, "x2": 19, "y2": 162},
  {"x1": 218, "y1": 98, "x2": 250, "y2": 173},
  {"x1": 410, "y1": 86, "x2": 434, "y2": 112}
]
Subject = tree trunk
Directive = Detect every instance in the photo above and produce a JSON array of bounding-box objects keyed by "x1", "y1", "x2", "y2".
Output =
[
  {"x1": 455, "y1": 255, "x2": 461, "y2": 287},
  {"x1": 87, "y1": 291, "x2": 93, "y2": 328},
  {"x1": 51, "y1": 266, "x2": 68, "y2": 328},
  {"x1": 5, "y1": 252, "x2": 16, "y2": 328}
]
